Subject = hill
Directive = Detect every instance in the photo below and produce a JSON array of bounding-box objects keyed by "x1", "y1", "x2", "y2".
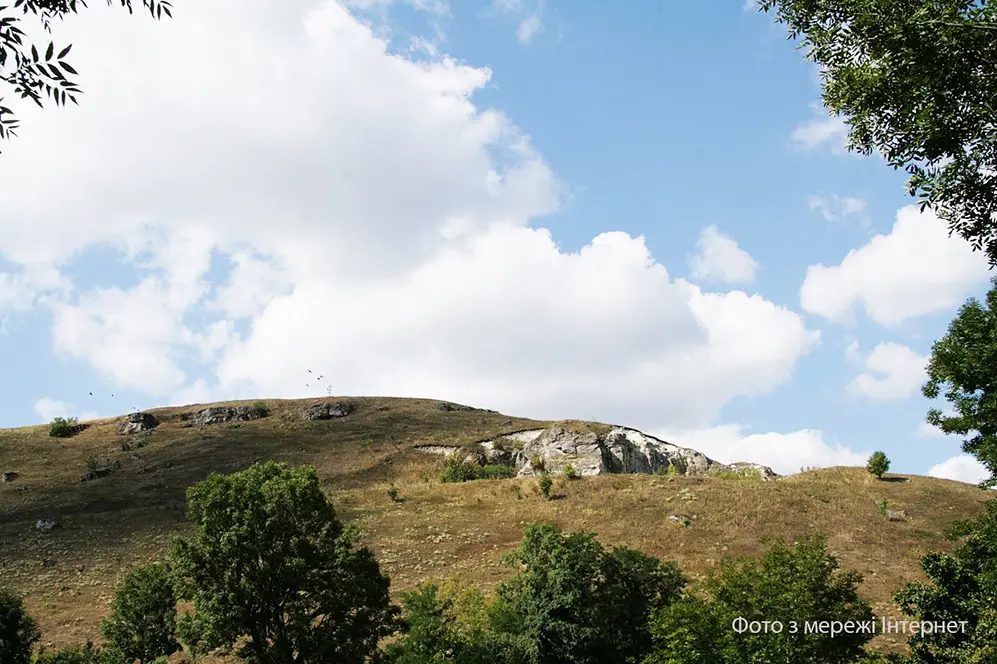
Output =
[{"x1": 0, "y1": 396, "x2": 990, "y2": 656}]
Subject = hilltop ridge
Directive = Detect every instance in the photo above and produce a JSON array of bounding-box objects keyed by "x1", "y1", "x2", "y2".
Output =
[{"x1": 0, "y1": 396, "x2": 990, "y2": 653}]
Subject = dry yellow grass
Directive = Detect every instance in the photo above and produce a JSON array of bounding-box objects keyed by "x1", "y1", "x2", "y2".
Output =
[{"x1": 0, "y1": 396, "x2": 990, "y2": 658}]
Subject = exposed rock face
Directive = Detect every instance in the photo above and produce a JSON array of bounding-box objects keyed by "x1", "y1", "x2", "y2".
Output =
[
  {"x1": 117, "y1": 411, "x2": 159, "y2": 435},
  {"x1": 192, "y1": 405, "x2": 266, "y2": 426},
  {"x1": 302, "y1": 402, "x2": 354, "y2": 421},
  {"x1": 1, "y1": 471, "x2": 18, "y2": 483},
  {"x1": 426, "y1": 425, "x2": 779, "y2": 480}
]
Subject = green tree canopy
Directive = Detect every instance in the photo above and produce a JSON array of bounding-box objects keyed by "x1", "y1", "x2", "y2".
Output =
[
  {"x1": 894, "y1": 499, "x2": 997, "y2": 663},
  {"x1": 100, "y1": 562, "x2": 178, "y2": 663},
  {"x1": 923, "y1": 277, "x2": 997, "y2": 488},
  {"x1": 0, "y1": 0, "x2": 171, "y2": 148},
  {"x1": 0, "y1": 586, "x2": 40, "y2": 664},
  {"x1": 867, "y1": 451, "x2": 890, "y2": 480},
  {"x1": 759, "y1": 0, "x2": 997, "y2": 263},
  {"x1": 169, "y1": 461, "x2": 399, "y2": 664},
  {"x1": 490, "y1": 522, "x2": 686, "y2": 664},
  {"x1": 643, "y1": 533, "x2": 875, "y2": 664}
]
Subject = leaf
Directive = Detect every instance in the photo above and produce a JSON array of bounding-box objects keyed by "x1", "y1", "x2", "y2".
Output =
[
  {"x1": 30, "y1": 43, "x2": 37, "y2": 62},
  {"x1": 59, "y1": 60, "x2": 77, "y2": 75},
  {"x1": 45, "y1": 41, "x2": 52, "y2": 60},
  {"x1": 58, "y1": 43, "x2": 71, "y2": 58}
]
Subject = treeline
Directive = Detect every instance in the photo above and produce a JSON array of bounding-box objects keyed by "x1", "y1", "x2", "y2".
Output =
[{"x1": 2, "y1": 461, "x2": 995, "y2": 664}]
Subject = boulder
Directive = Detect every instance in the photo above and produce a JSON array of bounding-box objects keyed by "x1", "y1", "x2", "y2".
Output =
[
  {"x1": 887, "y1": 510, "x2": 908, "y2": 522},
  {"x1": 117, "y1": 411, "x2": 159, "y2": 435},
  {"x1": 35, "y1": 519, "x2": 57, "y2": 532},
  {"x1": 1, "y1": 471, "x2": 18, "y2": 483},
  {"x1": 302, "y1": 402, "x2": 354, "y2": 421},
  {"x1": 437, "y1": 402, "x2": 477, "y2": 412}
]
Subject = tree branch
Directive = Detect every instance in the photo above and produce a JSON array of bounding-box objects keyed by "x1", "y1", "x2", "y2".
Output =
[{"x1": 923, "y1": 19, "x2": 997, "y2": 33}]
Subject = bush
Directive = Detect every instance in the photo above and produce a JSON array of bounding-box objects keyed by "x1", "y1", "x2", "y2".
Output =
[
  {"x1": 32, "y1": 643, "x2": 128, "y2": 664},
  {"x1": 100, "y1": 562, "x2": 179, "y2": 663},
  {"x1": 85, "y1": 455, "x2": 99, "y2": 473},
  {"x1": 440, "y1": 455, "x2": 514, "y2": 483},
  {"x1": 388, "y1": 481, "x2": 400, "y2": 502},
  {"x1": 0, "y1": 586, "x2": 40, "y2": 664},
  {"x1": 643, "y1": 533, "x2": 874, "y2": 664},
  {"x1": 538, "y1": 475, "x2": 553, "y2": 500},
  {"x1": 529, "y1": 454, "x2": 546, "y2": 473},
  {"x1": 867, "y1": 451, "x2": 890, "y2": 480},
  {"x1": 492, "y1": 523, "x2": 686, "y2": 664},
  {"x1": 49, "y1": 416, "x2": 80, "y2": 438},
  {"x1": 563, "y1": 464, "x2": 578, "y2": 480},
  {"x1": 250, "y1": 401, "x2": 270, "y2": 418}
]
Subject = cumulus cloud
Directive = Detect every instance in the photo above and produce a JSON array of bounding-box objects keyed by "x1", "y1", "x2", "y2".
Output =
[
  {"x1": 928, "y1": 454, "x2": 990, "y2": 485},
  {"x1": 656, "y1": 424, "x2": 869, "y2": 476},
  {"x1": 808, "y1": 194, "x2": 866, "y2": 222},
  {"x1": 916, "y1": 420, "x2": 948, "y2": 438},
  {"x1": 800, "y1": 206, "x2": 991, "y2": 326},
  {"x1": 33, "y1": 397, "x2": 99, "y2": 423},
  {"x1": 688, "y1": 225, "x2": 759, "y2": 285},
  {"x1": 0, "y1": 0, "x2": 825, "y2": 469},
  {"x1": 847, "y1": 342, "x2": 928, "y2": 402},
  {"x1": 492, "y1": 0, "x2": 544, "y2": 44}
]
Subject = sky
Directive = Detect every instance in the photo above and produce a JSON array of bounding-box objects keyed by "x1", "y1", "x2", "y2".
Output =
[{"x1": 0, "y1": 0, "x2": 992, "y2": 484}]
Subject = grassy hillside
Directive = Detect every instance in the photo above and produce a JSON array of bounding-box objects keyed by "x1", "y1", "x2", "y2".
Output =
[{"x1": 0, "y1": 396, "x2": 990, "y2": 656}]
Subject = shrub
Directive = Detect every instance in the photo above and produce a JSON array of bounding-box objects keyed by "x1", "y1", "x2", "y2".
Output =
[
  {"x1": 878, "y1": 500, "x2": 889, "y2": 516},
  {"x1": 563, "y1": 464, "x2": 578, "y2": 480},
  {"x1": 867, "y1": 451, "x2": 890, "y2": 480},
  {"x1": 388, "y1": 481, "x2": 400, "y2": 502},
  {"x1": 100, "y1": 562, "x2": 179, "y2": 663},
  {"x1": 712, "y1": 466, "x2": 762, "y2": 481},
  {"x1": 49, "y1": 416, "x2": 80, "y2": 438},
  {"x1": 33, "y1": 642, "x2": 128, "y2": 664},
  {"x1": 85, "y1": 455, "x2": 99, "y2": 473},
  {"x1": 0, "y1": 586, "x2": 40, "y2": 664},
  {"x1": 478, "y1": 464, "x2": 515, "y2": 480},
  {"x1": 440, "y1": 455, "x2": 514, "y2": 483},
  {"x1": 250, "y1": 400, "x2": 270, "y2": 418},
  {"x1": 492, "y1": 523, "x2": 685, "y2": 664},
  {"x1": 643, "y1": 534, "x2": 874, "y2": 664},
  {"x1": 666, "y1": 464, "x2": 679, "y2": 477},
  {"x1": 538, "y1": 475, "x2": 553, "y2": 500},
  {"x1": 529, "y1": 454, "x2": 546, "y2": 473}
]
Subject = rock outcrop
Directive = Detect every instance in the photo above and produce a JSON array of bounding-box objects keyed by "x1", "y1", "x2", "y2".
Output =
[
  {"x1": 117, "y1": 411, "x2": 159, "y2": 435},
  {"x1": 192, "y1": 405, "x2": 267, "y2": 426},
  {"x1": 420, "y1": 425, "x2": 778, "y2": 480},
  {"x1": 1, "y1": 471, "x2": 18, "y2": 483},
  {"x1": 302, "y1": 402, "x2": 354, "y2": 421}
]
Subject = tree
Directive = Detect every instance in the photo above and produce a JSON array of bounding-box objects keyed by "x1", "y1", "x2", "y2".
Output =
[
  {"x1": 894, "y1": 499, "x2": 997, "y2": 663},
  {"x1": 759, "y1": 0, "x2": 997, "y2": 263},
  {"x1": 100, "y1": 562, "x2": 179, "y2": 663},
  {"x1": 0, "y1": 0, "x2": 172, "y2": 149},
  {"x1": 169, "y1": 461, "x2": 399, "y2": 664},
  {"x1": 643, "y1": 533, "x2": 876, "y2": 664},
  {"x1": 866, "y1": 451, "x2": 890, "y2": 480},
  {"x1": 923, "y1": 277, "x2": 997, "y2": 488},
  {"x1": 0, "y1": 586, "x2": 40, "y2": 664},
  {"x1": 490, "y1": 522, "x2": 686, "y2": 664},
  {"x1": 32, "y1": 643, "x2": 128, "y2": 664},
  {"x1": 385, "y1": 581, "x2": 530, "y2": 664}
]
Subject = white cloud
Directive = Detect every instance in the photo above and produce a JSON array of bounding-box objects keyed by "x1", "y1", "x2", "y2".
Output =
[
  {"x1": 847, "y1": 342, "x2": 928, "y2": 402},
  {"x1": 516, "y1": 13, "x2": 542, "y2": 43},
  {"x1": 800, "y1": 206, "x2": 991, "y2": 326},
  {"x1": 808, "y1": 194, "x2": 866, "y2": 222},
  {"x1": 33, "y1": 397, "x2": 99, "y2": 423},
  {"x1": 491, "y1": 0, "x2": 543, "y2": 44},
  {"x1": 791, "y1": 103, "x2": 849, "y2": 153},
  {"x1": 916, "y1": 420, "x2": 948, "y2": 438},
  {"x1": 657, "y1": 424, "x2": 869, "y2": 476},
  {"x1": 0, "y1": 0, "x2": 821, "y2": 438},
  {"x1": 688, "y1": 225, "x2": 759, "y2": 285},
  {"x1": 928, "y1": 454, "x2": 990, "y2": 485}
]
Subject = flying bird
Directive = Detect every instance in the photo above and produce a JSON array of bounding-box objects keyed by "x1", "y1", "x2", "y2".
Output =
[{"x1": 89, "y1": 392, "x2": 93, "y2": 396}]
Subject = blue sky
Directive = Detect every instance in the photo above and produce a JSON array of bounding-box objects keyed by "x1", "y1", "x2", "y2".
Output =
[{"x1": 0, "y1": 0, "x2": 991, "y2": 483}]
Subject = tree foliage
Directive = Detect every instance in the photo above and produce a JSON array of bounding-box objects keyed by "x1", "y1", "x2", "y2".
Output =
[
  {"x1": 867, "y1": 451, "x2": 890, "y2": 479},
  {"x1": 0, "y1": 586, "x2": 39, "y2": 664},
  {"x1": 100, "y1": 562, "x2": 178, "y2": 663},
  {"x1": 923, "y1": 277, "x2": 997, "y2": 488},
  {"x1": 759, "y1": 0, "x2": 997, "y2": 263},
  {"x1": 643, "y1": 533, "x2": 875, "y2": 664},
  {"x1": 894, "y1": 499, "x2": 997, "y2": 663},
  {"x1": 0, "y1": 0, "x2": 171, "y2": 148},
  {"x1": 490, "y1": 522, "x2": 686, "y2": 664},
  {"x1": 169, "y1": 461, "x2": 399, "y2": 664}
]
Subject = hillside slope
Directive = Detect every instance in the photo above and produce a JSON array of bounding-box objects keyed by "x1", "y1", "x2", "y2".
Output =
[{"x1": 0, "y1": 396, "x2": 990, "y2": 654}]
